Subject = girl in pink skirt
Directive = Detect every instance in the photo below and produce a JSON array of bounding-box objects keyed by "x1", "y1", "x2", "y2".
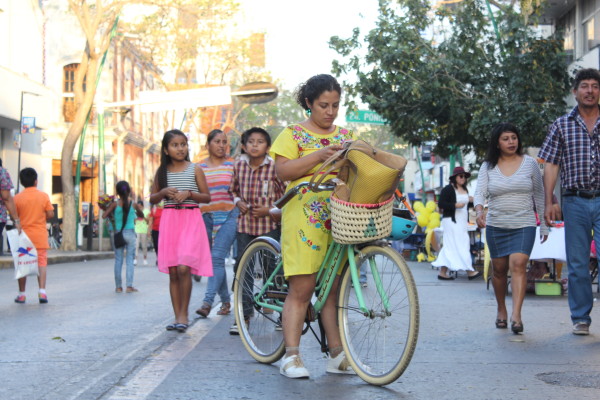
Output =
[{"x1": 149, "y1": 129, "x2": 212, "y2": 332}]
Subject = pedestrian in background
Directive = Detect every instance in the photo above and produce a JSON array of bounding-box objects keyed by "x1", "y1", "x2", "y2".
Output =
[
  {"x1": 196, "y1": 129, "x2": 239, "y2": 318},
  {"x1": 228, "y1": 127, "x2": 286, "y2": 335},
  {"x1": 0, "y1": 158, "x2": 20, "y2": 255},
  {"x1": 150, "y1": 129, "x2": 211, "y2": 333},
  {"x1": 270, "y1": 74, "x2": 355, "y2": 378},
  {"x1": 539, "y1": 68, "x2": 600, "y2": 336},
  {"x1": 103, "y1": 181, "x2": 144, "y2": 294},
  {"x1": 13, "y1": 168, "x2": 54, "y2": 304},
  {"x1": 474, "y1": 122, "x2": 548, "y2": 334},
  {"x1": 148, "y1": 200, "x2": 163, "y2": 265},
  {"x1": 432, "y1": 166, "x2": 481, "y2": 281},
  {"x1": 133, "y1": 200, "x2": 150, "y2": 266}
]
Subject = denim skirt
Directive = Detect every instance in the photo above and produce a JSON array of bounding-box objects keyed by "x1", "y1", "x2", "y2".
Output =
[{"x1": 486, "y1": 225, "x2": 536, "y2": 258}]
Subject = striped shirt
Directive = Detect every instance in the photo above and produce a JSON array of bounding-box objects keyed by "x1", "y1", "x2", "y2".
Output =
[
  {"x1": 474, "y1": 155, "x2": 548, "y2": 235},
  {"x1": 538, "y1": 105, "x2": 600, "y2": 190},
  {"x1": 230, "y1": 154, "x2": 286, "y2": 236},
  {"x1": 198, "y1": 159, "x2": 235, "y2": 214},
  {"x1": 165, "y1": 162, "x2": 198, "y2": 207}
]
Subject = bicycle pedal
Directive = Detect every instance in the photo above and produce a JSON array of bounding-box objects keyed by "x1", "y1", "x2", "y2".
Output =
[{"x1": 265, "y1": 290, "x2": 287, "y2": 300}]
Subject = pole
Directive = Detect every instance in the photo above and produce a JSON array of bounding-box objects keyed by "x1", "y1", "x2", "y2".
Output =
[
  {"x1": 16, "y1": 91, "x2": 24, "y2": 194},
  {"x1": 16, "y1": 91, "x2": 40, "y2": 193}
]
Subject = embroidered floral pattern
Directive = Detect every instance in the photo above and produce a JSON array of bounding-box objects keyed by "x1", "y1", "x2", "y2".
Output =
[
  {"x1": 298, "y1": 229, "x2": 320, "y2": 251},
  {"x1": 290, "y1": 125, "x2": 353, "y2": 157},
  {"x1": 302, "y1": 195, "x2": 331, "y2": 233}
]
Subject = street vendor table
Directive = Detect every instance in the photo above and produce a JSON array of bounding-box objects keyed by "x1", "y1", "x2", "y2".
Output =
[{"x1": 529, "y1": 226, "x2": 565, "y2": 295}]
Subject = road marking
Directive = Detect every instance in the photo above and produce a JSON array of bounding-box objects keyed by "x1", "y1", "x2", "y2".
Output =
[{"x1": 106, "y1": 313, "x2": 223, "y2": 400}]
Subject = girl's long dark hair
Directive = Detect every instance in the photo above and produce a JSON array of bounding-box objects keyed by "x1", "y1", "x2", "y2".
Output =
[
  {"x1": 154, "y1": 129, "x2": 189, "y2": 190},
  {"x1": 485, "y1": 122, "x2": 523, "y2": 168},
  {"x1": 115, "y1": 180, "x2": 131, "y2": 209}
]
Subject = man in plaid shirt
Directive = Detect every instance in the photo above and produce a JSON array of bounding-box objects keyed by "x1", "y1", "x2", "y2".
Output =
[
  {"x1": 229, "y1": 127, "x2": 286, "y2": 334},
  {"x1": 539, "y1": 68, "x2": 600, "y2": 336}
]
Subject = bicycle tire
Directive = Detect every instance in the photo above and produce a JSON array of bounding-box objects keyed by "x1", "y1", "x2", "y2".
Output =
[
  {"x1": 337, "y1": 245, "x2": 419, "y2": 386},
  {"x1": 233, "y1": 239, "x2": 285, "y2": 364}
]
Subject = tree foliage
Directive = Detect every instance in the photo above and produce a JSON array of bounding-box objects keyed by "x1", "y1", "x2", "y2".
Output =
[{"x1": 330, "y1": 0, "x2": 570, "y2": 159}]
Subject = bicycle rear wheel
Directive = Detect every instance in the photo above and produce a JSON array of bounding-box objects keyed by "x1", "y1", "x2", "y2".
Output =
[
  {"x1": 233, "y1": 239, "x2": 285, "y2": 364},
  {"x1": 338, "y1": 245, "x2": 419, "y2": 386}
]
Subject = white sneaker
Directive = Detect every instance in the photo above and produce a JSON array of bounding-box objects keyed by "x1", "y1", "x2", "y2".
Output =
[
  {"x1": 326, "y1": 351, "x2": 356, "y2": 374},
  {"x1": 133, "y1": 259, "x2": 137, "y2": 266},
  {"x1": 143, "y1": 259, "x2": 148, "y2": 265},
  {"x1": 279, "y1": 354, "x2": 310, "y2": 379}
]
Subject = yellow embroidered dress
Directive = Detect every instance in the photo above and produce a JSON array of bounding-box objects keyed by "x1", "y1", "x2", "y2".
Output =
[{"x1": 270, "y1": 124, "x2": 354, "y2": 277}]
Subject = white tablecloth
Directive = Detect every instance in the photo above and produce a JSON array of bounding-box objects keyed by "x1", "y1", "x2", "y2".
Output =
[{"x1": 529, "y1": 226, "x2": 566, "y2": 262}]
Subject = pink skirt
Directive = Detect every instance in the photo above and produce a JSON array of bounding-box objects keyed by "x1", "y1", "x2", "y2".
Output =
[{"x1": 157, "y1": 208, "x2": 213, "y2": 276}]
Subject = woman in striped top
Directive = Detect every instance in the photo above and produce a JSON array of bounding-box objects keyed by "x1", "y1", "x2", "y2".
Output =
[
  {"x1": 150, "y1": 129, "x2": 212, "y2": 333},
  {"x1": 474, "y1": 122, "x2": 548, "y2": 334},
  {"x1": 196, "y1": 129, "x2": 239, "y2": 318}
]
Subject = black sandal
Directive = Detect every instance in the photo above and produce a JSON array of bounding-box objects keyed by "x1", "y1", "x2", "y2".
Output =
[
  {"x1": 175, "y1": 323, "x2": 188, "y2": 333},
  {"x1": 166, "y1": 323, "x2": 177, "y2": 331},
  {"x1": 511, "y1": 320, "x2": 524, "y2": 334},
  {"x1": 495, "y1": 319, "x2": 508, "y2": 329}
]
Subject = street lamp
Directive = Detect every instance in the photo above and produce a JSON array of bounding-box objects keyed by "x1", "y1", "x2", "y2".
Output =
[{"x1": 17, "y1": 90, "x2": 40, "y2": 193}]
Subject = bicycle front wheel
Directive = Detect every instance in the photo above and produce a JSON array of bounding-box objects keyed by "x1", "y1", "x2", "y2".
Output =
[
  {"x1": 338, "y1": 245, "x2": 419, "y2": 386},
  {"x1": 233, "y1": 239, "x2": 285, "y2": 364}
]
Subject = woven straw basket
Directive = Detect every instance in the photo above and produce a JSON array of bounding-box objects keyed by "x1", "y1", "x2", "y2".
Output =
[{"x1": 329, "y1": 195, "x2": 394, "y2": 244}]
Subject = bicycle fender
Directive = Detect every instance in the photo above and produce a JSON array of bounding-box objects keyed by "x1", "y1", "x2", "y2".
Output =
[{"x1": 244, "y1": 236, "x2": 281, "y2": 254}]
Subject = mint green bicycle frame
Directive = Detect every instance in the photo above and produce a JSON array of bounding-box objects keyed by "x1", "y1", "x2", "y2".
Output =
[{"x1": 252, "y1": 241, "x2": 391, "y2": 316}]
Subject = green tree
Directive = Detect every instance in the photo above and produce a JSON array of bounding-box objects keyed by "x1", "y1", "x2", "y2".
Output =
[{"x1": 330, "y1": 0, "x2": 569, "y2": 159}]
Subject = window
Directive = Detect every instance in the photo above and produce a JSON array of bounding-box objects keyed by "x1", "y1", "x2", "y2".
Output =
[{"x1": 63, "y1": 64, "x2": 78, "y2": 122}]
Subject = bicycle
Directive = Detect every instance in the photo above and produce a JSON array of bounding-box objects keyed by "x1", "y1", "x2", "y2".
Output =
[{"x1": 232, "y1": 181, "x2": 419, "y2": 386}]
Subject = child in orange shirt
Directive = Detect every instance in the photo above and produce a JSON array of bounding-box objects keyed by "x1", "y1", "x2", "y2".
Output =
[{"x1": 13, "y1": 168, "x2": 54, "y2": 304}]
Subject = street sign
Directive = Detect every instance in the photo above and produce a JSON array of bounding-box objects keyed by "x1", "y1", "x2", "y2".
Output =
[
  {"x1": 21, "y1": 116, "x2": 36, "y2": 134},
  {"x1": 346, "y1": 110, "x2": 387, "y2": 125}
]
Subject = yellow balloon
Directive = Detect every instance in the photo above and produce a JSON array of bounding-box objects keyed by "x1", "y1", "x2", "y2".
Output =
[
  {"x1": 430, "y1": 212, "x2": 441, "y2": 221},
  {"x1": 426, "y1": 200, "x2": 437, "y2": 212},
  {"x1": 417, "y1": 214, "x2": 429, "y2": 227},
  {"x1": 427, "y1": 218, "x2": 440, "y2": 229},
  {"x1": 420, "y1": 207, "x2": 432, "y2": 216},
  {"x1": 413, "y1": 201, "x2": 425, "y2": 212}
]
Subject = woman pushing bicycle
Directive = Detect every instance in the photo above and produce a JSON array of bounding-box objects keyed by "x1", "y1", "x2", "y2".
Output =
[{"x1": 270, "y1": 74, "x2": 355, "y2": 379}]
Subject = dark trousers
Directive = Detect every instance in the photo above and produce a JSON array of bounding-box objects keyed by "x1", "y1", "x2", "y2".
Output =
[
  {"x1": 151, "y1": 230, "x2": 159, "y2": 259},
  {"x1": 235, "y1": 228, "x2": 281, "y2": 317},
  {"x1": 0, "y1": 222, "x2": 5, "y2": 255}
]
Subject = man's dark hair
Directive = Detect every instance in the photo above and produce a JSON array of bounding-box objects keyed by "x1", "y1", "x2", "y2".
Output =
[
  {"x1": 19, "y1": 167, "x2": 37, "y2": 188},
  {"x1": 573, "y1": 68, "x2": 600, "y2": 89}
]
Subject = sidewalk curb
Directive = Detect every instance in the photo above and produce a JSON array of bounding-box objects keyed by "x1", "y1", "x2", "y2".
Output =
[{"x1": 0, "y1": 251, "x2": 115, "y2": 270}]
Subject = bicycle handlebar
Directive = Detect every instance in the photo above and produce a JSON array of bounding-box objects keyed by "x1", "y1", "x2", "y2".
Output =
[{"x1": 274, "y1": 181, "x2": 336, "y2": 209}]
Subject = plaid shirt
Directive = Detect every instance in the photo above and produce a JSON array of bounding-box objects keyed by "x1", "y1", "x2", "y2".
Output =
[
  {"x1": 538, "y1": 106, "x2": 600, "y2": 190},
  {"x1": 230, "y1": 154, "x2": 286, "y2": 236}
]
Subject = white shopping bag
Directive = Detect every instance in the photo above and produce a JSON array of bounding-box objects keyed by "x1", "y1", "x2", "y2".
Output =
[{"x1": 6, "y1": 229, "x2": 39, "y2": 279}]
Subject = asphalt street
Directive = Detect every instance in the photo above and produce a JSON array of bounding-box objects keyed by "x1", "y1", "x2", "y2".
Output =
[{"x1": 1, "y1": 251, "x2": 599, "y2": 400}]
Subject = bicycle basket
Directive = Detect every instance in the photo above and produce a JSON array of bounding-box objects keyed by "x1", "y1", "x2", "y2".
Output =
[{"x1": 329, "y1": 195, "x2": 393, "y2": 244}]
